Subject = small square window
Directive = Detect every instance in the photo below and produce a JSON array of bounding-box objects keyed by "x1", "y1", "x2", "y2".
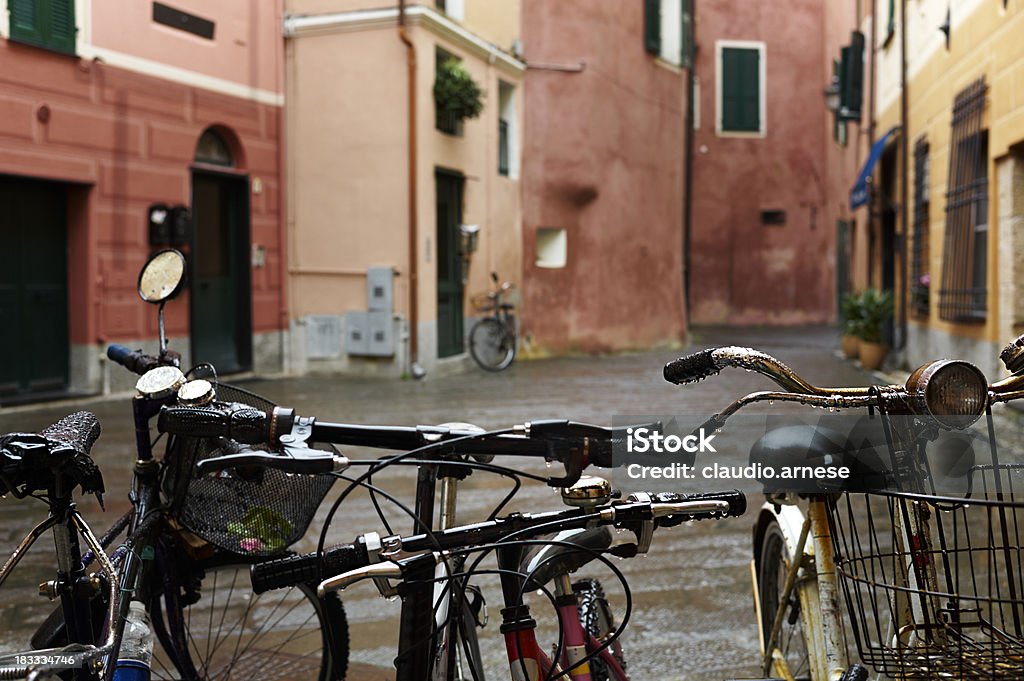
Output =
[{"x1": 536, "y1": 228, "x2": 567, "y2": 269}]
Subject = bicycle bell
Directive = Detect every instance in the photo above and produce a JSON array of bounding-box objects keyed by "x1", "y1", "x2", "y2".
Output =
[{"x1": 561, "y1": 475, "x2": 612, "y2": 510}]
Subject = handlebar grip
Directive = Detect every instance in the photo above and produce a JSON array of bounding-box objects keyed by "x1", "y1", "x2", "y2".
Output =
[
  {"x1": 250, "y1": 542, "x2": 369, "y2": 594},
  {"x1": 106, "y1": 344, "x2": 160, "y2": 376},
  {"x1": 653, "y1": 490, "x2": 746, "y2": 526},
  {"x1": 663, "y1": 349, "x2": 721, "y2": 385},
  {"x1": 158, "y1": 406, "x2": 271, "y2": 445}
]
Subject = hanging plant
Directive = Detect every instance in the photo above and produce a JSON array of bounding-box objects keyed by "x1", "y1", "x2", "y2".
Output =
[{"x1": 434, "y1": 57, "x2": 484, "y2": 121}]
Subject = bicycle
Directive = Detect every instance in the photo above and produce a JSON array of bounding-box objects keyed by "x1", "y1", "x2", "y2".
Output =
[
  {"x1": 0, "y1": 249, "x2": 348, "y2": 681},
  {"x1": 249, "y1": 458, "x2": 744, "y2": 681},
  {"x1": 664, "y1": 341, "x2": 1024, "y2": 680},
  {"x1": 469, "y1": 273, "x2": 517, "y2": 371}
]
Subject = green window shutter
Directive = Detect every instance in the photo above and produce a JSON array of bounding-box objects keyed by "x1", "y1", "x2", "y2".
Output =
[
  {"x1": 48, "y1": 0, "x2": 76, "y2": 54},
  {"x1": 9, "y1": 0, "x2": 44, "y2": 45},
  {"x1": 680, "y1": 0, "x2": 693, "y2": 68},
  {"x1": 8, "y1": 0, "x2": 75, "y2": 54},
  {"x1": 721, "y1": 47, "x2": 760, "y2": 132},
  {"x1": 644, "y1": 0, "x2": 661, "y2": 55}
]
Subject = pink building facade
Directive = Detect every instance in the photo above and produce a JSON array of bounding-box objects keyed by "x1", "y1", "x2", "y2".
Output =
[
  {"x1": 688, "y1": 0, "x2": 837, "y2": 325},
  {"x1": 520, "y1": 0, "x2": 689, "y2": 355},
  {"x1": 0, "y1": 0, "x2": 286, "y2": 402}
]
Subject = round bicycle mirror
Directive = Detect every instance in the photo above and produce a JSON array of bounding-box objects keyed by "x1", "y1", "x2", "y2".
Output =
[{"x1": 138, "y1": 249, "x2": 187, "y2": 303}]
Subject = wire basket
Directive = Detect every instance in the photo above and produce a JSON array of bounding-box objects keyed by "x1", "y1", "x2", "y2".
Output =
[
  {"x1": 162, "y1": 383, "x2": 334, "y2": 557},
  {"x1": 828, "y1": 463, "x2": 1024, "y2": 680}
]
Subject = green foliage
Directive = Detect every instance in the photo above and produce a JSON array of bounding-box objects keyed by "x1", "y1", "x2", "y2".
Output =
[
  {"x1": 434, "y1": 57, "x2": 484, "y2": 121},
  {"x1": 841, "y1": 292, "x2": 864, "y2": 337},
  {"x1": 857, "y1": 288, "x2": 894, "y2": 344}
]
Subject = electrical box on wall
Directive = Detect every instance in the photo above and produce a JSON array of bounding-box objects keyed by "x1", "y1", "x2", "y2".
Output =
[
  {"x1": 367, "y1": 267, "x2": 393, "y2": 311},
  {"x1": 148, "y1": 204, "x2": 191, "y2": 246},
  {"x1": 345, "y1": 310, "x2": 394, "y2": 357}
]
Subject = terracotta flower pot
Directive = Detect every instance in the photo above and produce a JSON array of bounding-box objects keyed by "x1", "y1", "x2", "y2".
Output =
[
  {"x1": 859, "y1": 341, "x2": 888, "y2": 371},
  {"x1": 841, "y1": 334, "x2": 859, "y2": 359}
]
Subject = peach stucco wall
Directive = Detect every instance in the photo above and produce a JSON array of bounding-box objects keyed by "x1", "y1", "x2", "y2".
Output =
[
  {"x1": 89, "y1": 0, "x2": 283, "y2": 94},
  {"x1": 286, "y1": 11, "x2": 523, "y2": 349}
]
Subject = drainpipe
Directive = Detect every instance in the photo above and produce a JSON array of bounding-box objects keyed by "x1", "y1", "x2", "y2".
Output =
[
  {"x1": 897, "y1": 0, "x2": 908, "y2": 350},
  {"x1": 683, "y1": 3, "x2": 696, "y2": 325},
  {"x1": 398, "y1": 0, "x2": 423, "y2": 377}
]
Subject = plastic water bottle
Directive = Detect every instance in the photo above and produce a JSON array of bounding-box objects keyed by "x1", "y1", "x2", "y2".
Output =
[{"x1": 113, "y1": 601, "x2": 154, "y2": 681}]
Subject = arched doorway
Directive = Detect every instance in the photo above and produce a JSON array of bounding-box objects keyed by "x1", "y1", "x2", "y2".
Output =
[{"x1": 191, "y1": 127, "x2": 252, "y2": 373}]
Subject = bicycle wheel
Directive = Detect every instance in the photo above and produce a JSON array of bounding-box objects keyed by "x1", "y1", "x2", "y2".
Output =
[
  {"x1": 572, "y1": 579, "x2": 625, "y2": 681},
  {"x1": 757, "y1": 521, "x2": 810, "y2": 681},
  {"x1": 469, "y1": 318, "x2": 515, "y2": 371},
  {"x1": 152, "y1": 562, "x2": 348, "y2": 681}
]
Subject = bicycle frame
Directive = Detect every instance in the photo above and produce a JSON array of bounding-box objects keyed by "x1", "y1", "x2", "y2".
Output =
[{"x1": 754, "y1": 497, "x2": 847, "y2": 681}]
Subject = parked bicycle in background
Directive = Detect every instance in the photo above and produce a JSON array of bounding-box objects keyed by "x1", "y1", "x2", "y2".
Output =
[{"x1": 469, "y1": 273, "x2": 518, "y2": 372}]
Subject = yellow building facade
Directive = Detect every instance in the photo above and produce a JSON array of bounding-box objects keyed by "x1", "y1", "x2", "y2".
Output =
[{"x1": 871, "y1": 0, "x2": 1024, "y2": 377}]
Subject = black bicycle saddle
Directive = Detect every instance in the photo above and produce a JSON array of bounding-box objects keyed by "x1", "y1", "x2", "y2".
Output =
[{"x1": 0, "y1": 411, "x2": 104, "y2": 501}]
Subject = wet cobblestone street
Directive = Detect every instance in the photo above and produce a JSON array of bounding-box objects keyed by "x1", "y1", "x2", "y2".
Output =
[{"x1": 1, "y1": 326, "x2": 881, "y2": 680}]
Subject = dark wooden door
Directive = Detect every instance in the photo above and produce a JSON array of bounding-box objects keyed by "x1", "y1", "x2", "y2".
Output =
[
  {"x1": 190, "y1": 170, "x2": 252, "y2": 373},
  {"x1": 436, "y1": 170, "x2": 465, "y2": 358},
  {"x1": 0, "y1": 176, "x2": 69, "y2": 399}
]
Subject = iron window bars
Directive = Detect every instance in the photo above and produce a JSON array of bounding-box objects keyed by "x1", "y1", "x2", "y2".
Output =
[{"x1": 939, "y1": 78, "x2": 988, "y2": 323}]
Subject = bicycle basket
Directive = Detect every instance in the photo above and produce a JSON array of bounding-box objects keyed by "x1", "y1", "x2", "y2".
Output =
[
  {"x1": 162, "y1": 382, "x2": 334, "y2": 557},
  {"x1": 470, "y1": 291, "x2": 496, "y2": 314},
  {"x1": 828, "y1": 464, "x2": 1024, "y2": 680}
]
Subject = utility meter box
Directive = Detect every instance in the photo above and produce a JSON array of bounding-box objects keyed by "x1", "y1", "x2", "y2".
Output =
[{"x1": 367, "y1": 268, "x2": 393, "y2": 312}]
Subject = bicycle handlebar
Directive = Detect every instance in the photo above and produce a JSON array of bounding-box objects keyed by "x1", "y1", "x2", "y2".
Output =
[
  {"x1": 159, "y1": 402, "x2": 657, "y2": 471},
  {"x1": 249, "y1": 489, "x2": 744, "y2": 595},
  {"x1": 106, "y1": 344, "x2": 161, "y2": 376}
]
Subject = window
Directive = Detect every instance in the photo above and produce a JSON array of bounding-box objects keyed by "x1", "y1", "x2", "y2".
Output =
[
  {"x1": 195, "y1": 129, "x2": 234, "y2": 167},
  {"x1": 910, "y1": 138, "x2": 930, "y2": 318},
  {"x1": 643, "y1": 0, "x2": 692, "y2": 67},
  {"x1": 497, "y1": 81, "x2": 517, "y2": 178},
  {"x1": 883, "y1": 0, "x2": 895, "y2": 46},
  {"x1": 938, "y1": 78, "x2": 988, "y2": 322},
  {"x1": 436, "y1": 0, "x2": 464, "y2": 21},
  {"x1": 716, "y1": 41, "x2": 765, "y2": 136},
  {"x1": 8, "y1": 0, "x2": 76, "y2": 54},
  {"x1": 536, "y1": 228, "x2": 567, "y2": 268}
]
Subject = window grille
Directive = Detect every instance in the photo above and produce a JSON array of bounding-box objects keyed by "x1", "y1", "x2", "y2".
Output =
[
  {"x1": 910, "y1": 137, "x2": 929, "y2": 318},
  {"x1": 938, "y1": 78, "x2": 988, "y2": 322}
]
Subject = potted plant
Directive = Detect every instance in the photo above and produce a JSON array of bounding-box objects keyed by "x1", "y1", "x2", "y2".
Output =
[
  {"x1": 857, "y1": 288, "x2": 894, "y2": 370},
  {"x1": 434, "y1": 56, "x2": 484, "y2": 129},
  {"x1": 840, "y1": 292, "x2": 863, "y2": 359}
]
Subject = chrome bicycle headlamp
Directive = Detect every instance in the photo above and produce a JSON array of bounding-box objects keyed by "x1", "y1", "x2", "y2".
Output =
[{"x1": 905, "y1": 359, "x2": 988, "y2": 429}]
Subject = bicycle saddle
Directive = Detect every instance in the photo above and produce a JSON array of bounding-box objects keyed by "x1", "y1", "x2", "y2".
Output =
[
  {"x1": 0, "y1": 411, "x2": 104, "y2": 501},
  {"x1": 749, "y1": 415, "x2": 896, "y2": 493},
  {"x1": 520, "y1": 526, "x2": 613, "y2": 590}
]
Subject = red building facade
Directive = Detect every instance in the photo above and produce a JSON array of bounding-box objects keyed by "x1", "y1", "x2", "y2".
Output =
[
  {"x1": 0, "y1": 0, "x2": 285, "y2": 401},
  {"x1": 520, "y1": 0, "x2": 690, "y2": 355},
  {"x1": 688, "y1": 0, "x2": 836, "y2": 325}
]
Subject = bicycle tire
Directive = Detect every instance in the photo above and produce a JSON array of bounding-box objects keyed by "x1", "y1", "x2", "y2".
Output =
[
  {"x1": 572, "y1": 579, "x2": 625, "y2": 681},
  {"x1": 469, "y1": 318, "x2": 516, "y2": 371},
  {"x1": 757, "y1": 521, "x2": 811, "y2": 681},
  {"x1": 152, "y1": 562, "x2": 348, "y2": 681}
]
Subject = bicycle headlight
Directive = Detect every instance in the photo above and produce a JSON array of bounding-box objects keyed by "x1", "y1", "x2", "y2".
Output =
[{"x1": 905, "y1": 359, "x2": 988, "y2": 429}]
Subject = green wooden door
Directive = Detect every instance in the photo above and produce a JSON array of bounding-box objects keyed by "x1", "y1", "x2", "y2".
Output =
[
  {"x1": 0, "y1": 176, "x2": 69, "y2": 399},
  {"x1": 436, "y1": 170, "x2": 465, "y2": 358},
  {"x1": 190, "y1": 170, "x2": 252, "y2": 374}
]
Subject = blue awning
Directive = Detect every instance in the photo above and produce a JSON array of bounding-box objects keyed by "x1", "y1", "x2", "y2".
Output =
[{"x1": 850, "y1": 127, "x2": 898, "y2": 210}]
